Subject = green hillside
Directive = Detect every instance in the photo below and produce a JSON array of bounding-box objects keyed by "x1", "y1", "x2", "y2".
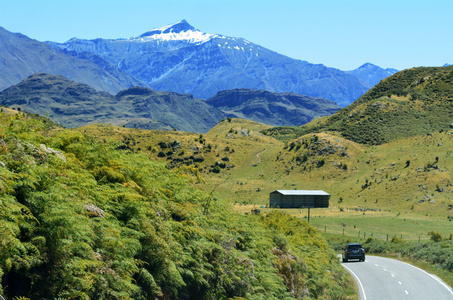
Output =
[
  {"x1": 264, "y1": 66, "x2": 453, "y2": 145},
  {"x1": 0, "y1": 110, "x2": 353, "y2": 299}
]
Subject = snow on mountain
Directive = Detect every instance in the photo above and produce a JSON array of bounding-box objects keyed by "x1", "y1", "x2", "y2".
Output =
[
  {"x1": 48, "y1": 20, "x2": 370, "y2": 107},
  {"x1": 133, "y1": 20, "x2": 218, "y2": 44}
]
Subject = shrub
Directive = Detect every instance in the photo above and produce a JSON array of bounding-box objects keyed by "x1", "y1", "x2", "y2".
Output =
[
  {"x1": 212, "y1": 165, "x2": 221, "y2": 173},
  {"x1": 428, "y1": 230, "x2": 443, "y2": 242},
  {"x1": 93, "y1": 165, "x2": 126, "y2": 183}
]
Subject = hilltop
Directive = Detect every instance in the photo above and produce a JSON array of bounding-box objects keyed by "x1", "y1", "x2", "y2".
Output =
[
  {"x1": 264, "y1": 65, "x2": 453, "y2": 145},
  {"x1": 345, "y1": 63, "x2": 398, "y2": 87}
]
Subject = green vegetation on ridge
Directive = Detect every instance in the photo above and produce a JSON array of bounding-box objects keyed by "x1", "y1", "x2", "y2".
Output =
[{"x1": 264, "y1": 66, "x2": 453, "y2": 145}]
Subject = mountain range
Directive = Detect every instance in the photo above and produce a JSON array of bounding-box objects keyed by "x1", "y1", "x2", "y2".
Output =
[
  {"x1": 0, "y1": 26, "x2": 142, "y2": 95},
  {"x1": 0, "y1": 73, "x2": 224, "y2": 132},
  {"x1": 0, "y1": 19, "x2": 402, "y2": 129},
  {"x1": 48, "y1": 20, "x2": 374, "y2": 107},
  {"x1": 0, "y1": 73, "x2": 339, "y2": 132}
]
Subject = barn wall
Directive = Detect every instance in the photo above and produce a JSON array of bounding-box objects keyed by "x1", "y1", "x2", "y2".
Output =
[
  {"x1": 315, "y1": 195, "x2": 330, "y2": 208},
  {"x1": 269, "y1": 193, "x2": 330, "y2": 208},
  {"x1": 270, "y1": 193, "x2": 282, "y2": 208}
]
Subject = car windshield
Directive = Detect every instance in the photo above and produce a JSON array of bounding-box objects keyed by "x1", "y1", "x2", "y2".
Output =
[{"x1": 347, "y1": 244, "x2": 362, "y2": 250}]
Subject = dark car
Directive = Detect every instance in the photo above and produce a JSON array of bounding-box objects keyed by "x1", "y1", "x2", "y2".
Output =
[{"x1": 343, "y1": 243, "x2": 365, "y2": 262}]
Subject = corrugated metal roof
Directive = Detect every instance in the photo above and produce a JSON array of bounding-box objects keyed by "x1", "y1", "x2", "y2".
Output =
[{"x1": 273, "y1": 190, "x2": 330, "y2": 196}]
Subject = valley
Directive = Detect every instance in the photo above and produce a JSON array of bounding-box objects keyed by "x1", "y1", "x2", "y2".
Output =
[{"x1": 0, "y1": 17, "x2": 452, "y2": 298}]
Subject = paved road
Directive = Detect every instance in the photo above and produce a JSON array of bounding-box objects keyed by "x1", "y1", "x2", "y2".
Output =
[{"x1": 342, "y1": 255, "x2": 453, "y2": 300}]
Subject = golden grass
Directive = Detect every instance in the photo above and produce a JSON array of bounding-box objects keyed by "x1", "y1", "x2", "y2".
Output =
[{"x1": 66, "y1": 118, "x2": 453, "y2": 241}]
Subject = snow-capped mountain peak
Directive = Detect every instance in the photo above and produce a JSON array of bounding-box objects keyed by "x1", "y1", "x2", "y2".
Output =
[
  {"x1": 48, "y1": 20, "x2": 371, "y2": 107},
  {"x1": 134, "y1": 19, "x2": 218, "y2": 43}
]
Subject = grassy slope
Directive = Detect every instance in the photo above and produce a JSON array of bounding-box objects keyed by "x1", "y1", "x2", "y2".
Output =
[{"x1": 78, "y1": 117, "x2": 453, "y2": 218}]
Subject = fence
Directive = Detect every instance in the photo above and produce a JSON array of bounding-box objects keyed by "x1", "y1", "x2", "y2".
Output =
[{"x1": 315, "y1": 225, "x2": 433, "y2": 243}]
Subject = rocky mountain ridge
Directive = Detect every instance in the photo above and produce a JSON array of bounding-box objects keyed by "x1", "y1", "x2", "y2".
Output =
[
  {"x1": 48, "y1": 20, "x2": 370, "y2": 107},
  {"x1": 0, "y1": 73, "x2": 338, "y2": 132},
  {"x1": 0, "y1": 73, "x2": 224, "y2": 132}
]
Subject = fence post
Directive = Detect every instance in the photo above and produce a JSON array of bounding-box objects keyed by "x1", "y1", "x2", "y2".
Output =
[
  {"x1": 364, "y1": 232, "x2": 366, "y2": 239},
  {"x1": 387, "y1": 234, "x2": 388, "y2": 241},
  {"x1": 358, "y1": 231, "x2": 360, "y2": 238}
]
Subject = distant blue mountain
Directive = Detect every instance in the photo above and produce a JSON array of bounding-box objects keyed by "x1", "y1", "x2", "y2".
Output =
[
  {"x1": 345, "y1": 63, "x2": 399, "y2": 87},
  {"x1": 0, "y1": 26, "x2": 143, "y2": 94},
  {"x1": 48, "y1": 20, "x2": 369, "y2": 107},
  {"x1": 444, "y1": 63, "x2": 451, "y2": 67}
]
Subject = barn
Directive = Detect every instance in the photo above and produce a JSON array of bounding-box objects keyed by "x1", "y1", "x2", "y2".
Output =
[{"x1": 269, "y1": 190, "x2": 330, "y2": 208}]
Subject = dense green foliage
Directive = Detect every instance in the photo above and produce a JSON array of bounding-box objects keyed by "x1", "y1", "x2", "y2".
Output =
[
  {"x1": 263, "y1": 66, "x2": 453, "y2": 145},
  {"x1": 0, "y1": 113, "x2": 351, "y2": 299}
]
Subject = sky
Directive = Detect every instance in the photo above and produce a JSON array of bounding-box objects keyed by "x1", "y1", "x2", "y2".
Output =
[{"x1": 0, "y1": 0, "x2": 451, "y2": 71}]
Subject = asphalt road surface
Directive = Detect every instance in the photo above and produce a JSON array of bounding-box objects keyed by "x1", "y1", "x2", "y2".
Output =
[{"x1": 342, "y1": 255, "x2": 453, "y2": 300}]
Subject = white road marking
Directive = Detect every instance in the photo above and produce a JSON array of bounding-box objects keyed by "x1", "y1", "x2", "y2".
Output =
[
  {"x1": 392, "y1": 259, "x2": 453, "y2": 296},
  {"x1": 343, "y1": 264, "x2": 367, "y2": 300},
  {"x1": 383, "y1": 268, "x2": 387, "y2": 271},
  {"x1": 398, "y1": 281, "x2": 402, "y2": 285},
  {"x1": 405, "y1": 290, "x2": 409, "y2": 295},
  {"x1": 375, "y1": 264, "x2": 379, "y2": 267}
]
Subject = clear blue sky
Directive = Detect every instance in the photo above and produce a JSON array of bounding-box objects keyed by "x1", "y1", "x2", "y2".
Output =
[{"x1": 1, "y1": 0, "x2": 451, "y2": 71}]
